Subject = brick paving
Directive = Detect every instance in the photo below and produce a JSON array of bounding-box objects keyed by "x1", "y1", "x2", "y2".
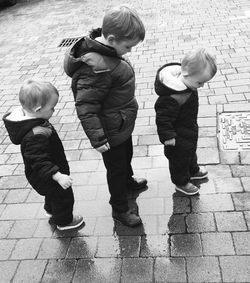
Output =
[{"x1": 0, "y1": 0, "x2": 250, "y2": 282}]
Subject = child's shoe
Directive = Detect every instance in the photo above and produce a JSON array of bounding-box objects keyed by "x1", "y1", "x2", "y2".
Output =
[
  {"x1": 190, "y1": 167, "x2": 208, "y2": 180},
  {"x1": 112, "y1": 209, "x2": 142, "y2": 227},
  {"x1": 57, "y1": 215, "x2": 85, "y2": 231},
  {"x1": 175, "y1": 182, "x2": 199, "y2": 195}
]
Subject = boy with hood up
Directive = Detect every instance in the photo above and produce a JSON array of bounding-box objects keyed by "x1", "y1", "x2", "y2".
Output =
[
  {"x1": 3, "y1": 79, "x2": 84, "y2": 231},
  {"x1": 64, "y1": 5, "x2": 147, "y2": 227},
  {"x1": 154, "y1": 48, "x2": 217, "y2": 195}
]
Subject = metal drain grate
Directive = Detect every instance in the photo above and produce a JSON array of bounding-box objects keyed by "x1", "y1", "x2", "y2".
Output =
[
  {"x1": 58, "y1": 37, "x2": 81, "y2": 47},
  {"x1": 219, "y1": 112, "x2": 250, "y2": 151}
]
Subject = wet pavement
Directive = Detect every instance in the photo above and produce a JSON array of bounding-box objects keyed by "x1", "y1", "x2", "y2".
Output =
[{"x1": 0, "y1": 0, "x2": 250, "y2": 282}]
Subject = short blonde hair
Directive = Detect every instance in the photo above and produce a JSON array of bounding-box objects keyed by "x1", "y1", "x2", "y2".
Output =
[
  {"x1": 102, "y1": 5, "x2": 145, "y2": 41},
  {"x1": 181, "y1": 48, "x2": 217, "y2": 77},
  {"x1": 19, "y1": 79, "x2": 59, "y2": 111}
]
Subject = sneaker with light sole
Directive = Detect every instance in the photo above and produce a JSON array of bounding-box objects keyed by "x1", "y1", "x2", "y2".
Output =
[
  {"x1": 175, "y1": 182, "x2": 199, "y2": 195},
  {"x1": 57, "y1": 215, "x2": 85, "y2": 231},
  {"x1": 190, "y1": 168, "x2": 208, "y2": 180}
]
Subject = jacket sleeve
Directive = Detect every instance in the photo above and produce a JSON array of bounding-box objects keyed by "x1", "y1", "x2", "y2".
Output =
[
  {"x1": 154, "y1": 96, "x2": 180, "y2": 144},
  {"x1": 23, "y1": 133, "x2": 59, "y2": 182},
  {"x1": 72, "y1": 66, "x2": 112, "y2": 148}
]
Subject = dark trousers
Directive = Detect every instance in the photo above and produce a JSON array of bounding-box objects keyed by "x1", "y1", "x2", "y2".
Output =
[
  {"x1": 102, "y1": 136, "x2": 134, "y2": 213},
  {"x1": 41, "y1": 183, "x2": 74, "y2": 226},
  {"x1": 164, "y1": 146, "x2": 199, "y2": 186}
]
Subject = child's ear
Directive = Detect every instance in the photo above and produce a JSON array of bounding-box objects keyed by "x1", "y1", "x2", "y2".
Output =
[
  {"x1": 106, "y1": 34, "x2": 116, "y2": 45},
  {"x1": 181, "y1": 70, "x2": 189, "y2": 77},
  {"x1": 34, "y1": 106, "x2": 42, "y2": 112}
]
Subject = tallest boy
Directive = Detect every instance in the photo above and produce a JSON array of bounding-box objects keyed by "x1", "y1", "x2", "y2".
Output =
[{"x1": 64, "y1": 5, "x2": 147, "y2": 227}]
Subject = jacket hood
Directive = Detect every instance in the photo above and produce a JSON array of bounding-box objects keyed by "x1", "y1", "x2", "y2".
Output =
[
  {"x1": 3, "y1": 108, "x2": 46, "y2": 145},
  {"x1": 64, "y1": 28, "x2": 118, "y2": 77},
  {"x1": 155, "y1": 63, "x2": 191, "y2": 97}
]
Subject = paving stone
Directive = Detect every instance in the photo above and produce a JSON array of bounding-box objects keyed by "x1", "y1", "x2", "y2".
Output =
[
  {"x1": 140, "y1": 235, "x2": 170, "y2": 257},
  {"x1": 201, "y1": 232, "x2": 235, "y2": 255},
  {"x1": 232, "y1": 192, "x2": 250, "y2": 210},
  {"x1": 66, "y1": 236, "x2": 97, "y2": 259},
  {"x1": 0, "y1": 261, "x2": 19, "y2": 282},
  {"x1": 232, "y1": 232, "x2": 250, "y2": 255},
  {"x1": 25, "y1": 190, "x2": 44, "y2": 203},
  {"x1": 121, "y1": 257, "x2": 153, "y2": 283},
  {"x1": 196, "y1": 179, "x2": 217, "y2": 194},
  {"x1": 191, "y1": 194, "x2": 234, "y2": 212},
  {"x1": 69, "y1": 160, "x2": 99, "y2": 172},
  {"x1": 0, "y1": 239, "x2": 16, "y2": 260},
  {"x1": 12, "y1": 259, "x2": 47, "y2": 283},
  {"x1": 0, "y1": 198, "x2": 7, "y2": 212},
  {"x1": 0, "y1": 164, "x2": 17, "y2": 176},
  {"x1": 199, "y1": 127, "x2": 217, "y2": 137},
  {"x1": 139, "y1": 197, "x2": 164, "y2": 215},
  {"x1": 186, "y1": 256, "x2": 221, "y2": 282},
  {"x1": 219, "y1": 150, "x2": 240, "y2": 164},
  {"x1": 11, "y1": 238, "x2": 42, "y2": 260},
  {"x1": 7, "y1": 220, "x2": 39, "y2": 238},
  {"x1": 231, "y1": 165, "x2": 250, "y2": 177},
  {"x1": 205, "y1": 165, "x2": 232, "y2": 178},
  {"x1": 197, "y1": 147, "x2": 220, "y2": 164},
  {"x1": 73, "y1": 258, "x2": 122, "y2": 283},
  {"x1": 241, "y1": 177, "x2": 250, "y2": 192},
  {"x1": 154, "y1": 257, "x2": 186, "y2": 282},
  {"x1": 161, "y1": 214, "x2": 186, "y2": 234},
  {"x1": 37, "y1": 238, "x2": 71, "y2": 259},
  {"x1": 171, "y1": 234, "x2": 202, "y2": 257},
  {"x1": 0, "y1": 175, "x2": 28, "y2": 189},
  {"x1": 0, "y1": 203, "x2": 41, "y2": 220},
  {"x1": 42, "y1": 259, "x2": 76, "y2": 283},
  {"x1": 215, "y1": 211, "x2": 247, "y2": 231},
  {"x1": 0, "y1": 189, "x2": 8, "y2": 203},
  {"x1": 220, "y1": 256, "x2": 250, "y2": 282},
  {"x1": 74, "y1": 200, "x2": 111, "y2": 217},
  {"x1": 186, "y1": 212, "x2": 216, "y2": 233},
  {"x1": 96, "y1": 236, "x2": 140, "y2": 258},
  {"x1": 214, "y1": 177, "x2": 243, "y2": 193},
  {"x1": 33, "y1": 220, "x2": 55, "y2": 238},
  {"x1": 4, "y1": 188, "x2": 30, "y2": 203},
  {"x1": 0, "y1": 220, "x2": 14, "y2": 238},
  {"x1": 244, "y1": 211, "x2": 250, "y2": 229},
  {"x1": 74, "y1": 185, "x2": 98, "y2": 201}
]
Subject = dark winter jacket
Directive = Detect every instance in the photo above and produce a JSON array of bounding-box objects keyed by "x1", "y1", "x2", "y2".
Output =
[
  {"x1": 154, "y1": 63, "x2": 199, "y2": 151},
  {"x1": 64, "y1": 28, "x2": 138, "y2": 148},
  {"x1": 3, "y1": 109, "x2": 69, "y2": 195}
]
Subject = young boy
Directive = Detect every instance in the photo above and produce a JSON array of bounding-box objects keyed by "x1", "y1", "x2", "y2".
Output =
[
  {"x1": 64, "y1": 5, "x2": 147, "y2": 227},
  {"x1": 154, "y1": 48, "x2": 217, "y2": 195},
  {"x1": 3, "y1": 79, "x2": 84, "y2": 231}
]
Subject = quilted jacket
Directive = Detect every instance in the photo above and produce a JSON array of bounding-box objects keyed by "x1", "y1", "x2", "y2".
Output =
[
  {"x1": 154, "y1": 63, "x2": 199, "y2": 151},
  {"x1": 3, "y1": 111, "x2": 69, "y2": 195},
  {"x1": 64, "y1": 28, "x2": 138, "y2": 148}
]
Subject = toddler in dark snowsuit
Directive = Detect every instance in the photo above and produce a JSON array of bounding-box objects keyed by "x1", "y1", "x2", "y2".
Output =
[
  {"x1": 3, "y1": 79, "x2": 84, "y2": 230},
  {"x1": 154, "y1": 48, "x2": 217, "y2": 195}
]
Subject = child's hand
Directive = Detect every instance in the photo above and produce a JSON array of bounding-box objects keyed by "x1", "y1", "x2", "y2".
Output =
[
  {"x1": 164, "y1": 138, "x2": 176, "y2": 146},
  {"x1": 95, "y1": 142, "x2": 110, "y2": 153},
  {"x1": 52, "y1": 172, "x2": 73, "y2": 190}
]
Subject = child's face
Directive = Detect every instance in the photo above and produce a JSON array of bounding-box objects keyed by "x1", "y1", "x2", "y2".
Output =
[
  {"x1": 35, "y1": 94, "x2": 58, "y2": 120},
  {"x1": 182, "y1": 67, "x2": 214, "y2": 90},
  {"x1": 112, "y1": 38, "x2": 140, "y2": 56}
]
